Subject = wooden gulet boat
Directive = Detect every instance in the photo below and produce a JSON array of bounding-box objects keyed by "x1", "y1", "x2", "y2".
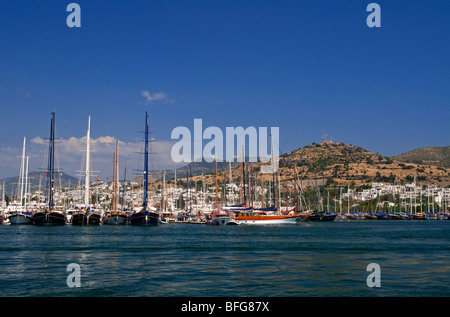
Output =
[
  {"x1": 233, "y1": 209, "x2": 300, "y2": 225},
  {"x1": 72, "y1": 116, "x2": 101, "y2": 225},
  {"x1": 129, "y1": 112, "x2": 160, "y2": 226},
  {"x1": 103, "y1": 140, "x2": 127, "y2": 225},
  {"x1": 206, "y1": 157, "x2": 231, "y2": 226},
  {"x1": 32, "y1": 112, "x2": 66, "y2": 225}
]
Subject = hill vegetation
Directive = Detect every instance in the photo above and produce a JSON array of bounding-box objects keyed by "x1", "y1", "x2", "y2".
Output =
[
  {"x1": 392, "y1": 146, "x2": 450, "y2": 169},
  {"x1": 178, "y1": 142, "x2": 450, "y2": 190}
]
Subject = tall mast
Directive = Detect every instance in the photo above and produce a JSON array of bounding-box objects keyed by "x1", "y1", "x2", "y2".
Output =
[
  {"x1": 260, "y1": 172, "x2": 265, "y2": 208},
  {"x1": 85, "y1": 116, "x2": 91, "y2": 207},
  {"x1": 242, "y1": 145, "x2": 246, "y2": 205},
  {"x1": 271, "y1": 134, "x2": 275, "y2": 207},
  {"x1": 186, "y1": 171, "x2": 189, "y2": 211},
  {"x1": 189, "y1": 165, "x2": 192, "y2": 212},
  {"x1": 115, "y1": 139, "x2": 119, "y2": 212},
  {"x1": 24, "y1": 156, "x2": 29, "y2": 211},
  {"x1": 162, "y1": 170, "x2": 166, "y2": 212},
  {"x1": 215, "y1": 155, "x2": 219, "y2": 209},
  {"x1": 112, "y1": 152, "x2": 116, "y2": 211},
  {"x1": 47, "y1": 112, "x2": 56, "y2": 210},
  {"x1": 19, "y1": 137, "x2": 26, "y2": 205},
  {"x1": 122, "y1": 157, "x2": 127, "y2": 210},
  {"x1": 143, "y1": 112, "x2": 149, "y2": 209},
  {"x1": 347, "y1": 185, "x2": 350, "y2": 214}
]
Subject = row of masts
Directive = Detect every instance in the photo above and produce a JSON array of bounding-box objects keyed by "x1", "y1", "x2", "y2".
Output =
[{"x1": 4, "y1": 114, "x2": 449, "y2": 215}]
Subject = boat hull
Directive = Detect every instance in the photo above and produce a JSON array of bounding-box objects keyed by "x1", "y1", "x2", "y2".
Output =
[
  {"x1": 237, "y1": 216, "x2": 299, "y2": 225},
  {"x1": 207, "y1": 217, "x2": 230, "y2": 226},
  {"x1": 335, "y1": 214, "x2": 347, "y2": 221},
  {"x1": 32, "y1": 211, "x2": 66, "y2": 225},
  {"x1": 71, "y1": 213, "x2": 88, "y2": 225},
  {"x1": 103, "y1": 214, "x2": 128, "y2": 225},
  {"x1": 305, "y1": 214, "x2": 337, "y2": 222},
  {"x1": 8, "y1": 213, "x2": 33, "y2": 224},
  {"x1": 129, "y1": 211, "x2": 159, "y2": 226},
  {"x1": 88, "y1": 213, "x2": 101, "y2": 225}
]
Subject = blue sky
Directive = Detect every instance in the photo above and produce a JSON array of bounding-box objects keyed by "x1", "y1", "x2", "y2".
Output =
[{"x1": 0, "y1": 0, "x2": 449, "y2": 180}]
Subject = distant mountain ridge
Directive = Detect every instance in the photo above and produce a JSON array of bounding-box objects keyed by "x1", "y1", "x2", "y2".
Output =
[
  {"x1": 392, "y1": 146, "x2": 450, "y2": 168},
  {"x1": 0, "y1": 171, "x2": 79, "y2": 197}
]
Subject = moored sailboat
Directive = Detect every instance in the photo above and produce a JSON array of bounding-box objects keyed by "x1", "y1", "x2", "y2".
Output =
[
  {"x1": 8, "y1": 137, "x2": 33, "y2": 224},
  {"x1": 206, "y1": 157, "x2": 231, "y2": 225},
  {"x1": 129, "y1": 112, "x2": 160, "y2": 226},
  {"x1": 71, "y1": 116, "x2": 100, "y2": 226},
  {"x1": 72, "y1": 116, "x2": 101, "y2": 225},
  {"x1": 32, "y1": 112, "x2": 66, "y2": 225},
  {"x1": 233, "y1": 209, "x2": 300, "y2": 225},
  {"x1": 103, "y1": 140, "x2": 127, "y2": 225}
]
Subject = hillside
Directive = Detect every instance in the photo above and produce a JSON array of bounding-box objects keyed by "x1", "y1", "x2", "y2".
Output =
[
  {"x1": 171, "y1": 142, "x2": 450, "y2": 189},
  {"x1": 392, "y1": 146, "x2": 450, "y2": 168}
]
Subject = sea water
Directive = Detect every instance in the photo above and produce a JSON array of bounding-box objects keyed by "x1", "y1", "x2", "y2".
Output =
[{"x1": 0, "y1": 221, "x2": 449, "y2": 297}]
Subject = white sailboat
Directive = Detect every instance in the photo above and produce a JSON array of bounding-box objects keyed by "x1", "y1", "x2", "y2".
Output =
[
  {"x1": 8, "y1": 137, "x2": 33, "y2": 224},
  {"x1": 72, "y1": 116, "x2": 101, "y2": 225}
]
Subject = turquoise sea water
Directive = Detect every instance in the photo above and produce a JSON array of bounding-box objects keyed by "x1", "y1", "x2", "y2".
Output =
[{"x1": 0, "y1": 221, "x2": 449, "y2": 297}]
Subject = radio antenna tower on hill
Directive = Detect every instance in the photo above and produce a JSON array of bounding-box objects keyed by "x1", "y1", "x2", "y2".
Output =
[{"x1": 321, "y1": 129, "x2": 332, "y2": 143}]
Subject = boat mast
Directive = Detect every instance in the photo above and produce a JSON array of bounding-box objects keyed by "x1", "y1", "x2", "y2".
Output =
[
  {"x1": 143, "y1": 112, "x2": 149, "y2": 209},
  {"x1": 85, "y1": 116, "x2": 91, "y2": 207},
  {"x1": 19, "y1": 137, "x2": 26, "y2": 206},
  {"x1": 46, "y1": 112, "x2": 56, "y2": 211},
  {"x1": 229, "y1": 161, "x2": 232, "y2": 205},
  {"x1": 122, "y1": 158, "x2": 127, "y2": 210},
  {"x1": 113, "y1": 139, "x2": 119, "y2": 212},
  {"x1": 162, "y1": 170, "x2": 166, "y2": 212},
  {"x1": 112, "y1": 152, "x2": 116, "y2": 212},
  {"x1": 347, "y1": 185, "x2": 350, "y2": 214},
  {"x1": 24, "y1": 156, "x2": 29, "y2": 211},
  {"x1": 215, "y1": 155, "x2": 219, "y2": 209},
  {"x1": 270, "y1": 135, "x2": 276, "y2": 208},
  {"x1": 242, "y1": 145, "x2": 246, "y2": 205}
]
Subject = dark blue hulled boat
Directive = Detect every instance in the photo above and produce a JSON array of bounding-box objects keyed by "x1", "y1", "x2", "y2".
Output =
[
  {"x1": 129, "y1": 112, "x2": 160, "y2": 226},
  {"x1": 33, "y1": 112, "x2": 66, "y2": 225},
  {"x1": 376, "y1": 212, "x2": 390, "y2": 220},
  {"x1": 304, "y1": 211, "x2": 337, "y2": 222}
]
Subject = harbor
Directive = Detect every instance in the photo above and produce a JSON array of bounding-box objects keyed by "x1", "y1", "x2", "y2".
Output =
[
  {"x1": 1, "y1": 117, "x2": 449, "y2": 225},
  {"x1": 0, "y1": 112, "x2": 448, "y2": 226}
]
